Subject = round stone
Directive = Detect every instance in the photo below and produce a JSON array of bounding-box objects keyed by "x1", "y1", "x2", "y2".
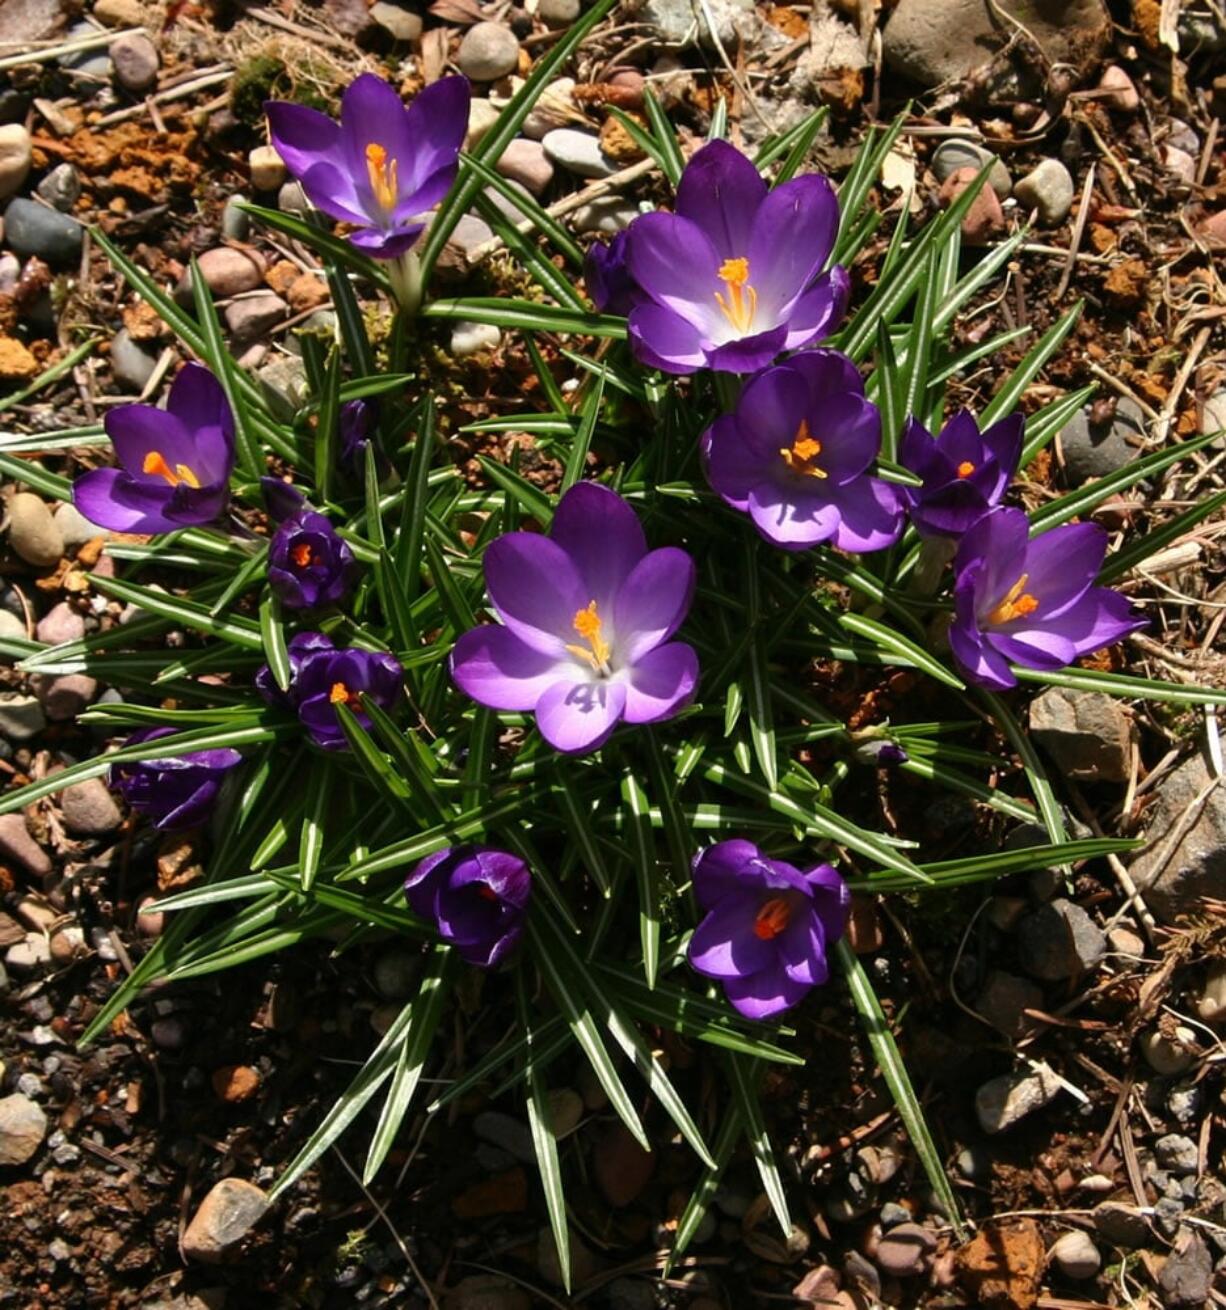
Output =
[
  {"x1": 1050, "y1": 1229, "x2": 1100, "y2": 1279},
  {"x1": 3, "y1": 198, "x2": 85, "y2": 266},
  {"x1": 1013, "y1": 158, "x2": 1075, "y2": 226},
  {"x1": 451, "y1": 321, "x2": 502, "y2": 357},
  {"x1": 931, "y1": 139, "x2": 1011, "y2": 198},
  {"x1": 538, "y1": 0, "x2": 580, "y2": 26},
  {"x1": 457, "y1": 22, "x2": 520, "y2": 82},
  {"x1": 876, "y1": 1222, "x2": 936, "y2": 1278},
  {"x1": 1139, "y1": 1025, "x2": 1197, "y2": 1075},
  {"x1": 0, "y1": 123, "x2": 33, "y2": 202},
  {"x1": 248, "y1": 144, "x2": 287, "y2": 192},
  {"x1": 7, "y1": 492, "x2": 64, "y2": 567},
  {"x1": 0, "y1": 1093, "x2": 48, "y2": 1165},
  {"x1": 370, "y1": 1, "x2": 422, "y2": 42},
  {"x1": 542, "y1": 127, "x2": 618, "y2": 178},
  {"x1": 109, "y1": 328, "x2": 158, "y2": 392},
  {"x1": 110, "y1": 31, "x2": 159, "y2": 92}
]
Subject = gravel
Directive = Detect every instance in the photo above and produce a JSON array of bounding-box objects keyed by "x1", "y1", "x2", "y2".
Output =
[
  {"x1": 1049, "y1": 1229, "x2": 1101, "y2": 1279},
  {"x1": 1028, "y1": 687, "x2": 1135, "y2": 783},
  {"x1": 3, "y1": 197, "x2": 84, "y2": 265},
  {"x1": 7, "y1": 491, "x2": 64, "y2": 566},
  {"x1": 182, "y1": 1179, "x2": 269, "y2": 1263},
  {"x1": 975, "y1": 1063, "x2": 1062, "y2": 1134},
  {"x1": 36, "y1": 160, "x2": 79, "y2": 211},
  {"x1": 0, "y1": 694, "x2": 48, "y2": 741},
  {"x1": 542, "y1": 128, "x2": 619, "y2": 178},
  {"x1": 931, "y1": 138, "x2": 1011, "y2": 197},
  {"x1": 875, "y1": 1222, "x2": 936, "y2": 1278},
  {"x1": 60, "y1": 777, "x2": 124, "y2": 835},
  {"x1": 1154, "y1": 1134, "x2": 1198, "y2": 1174},
  {"x1": 1139, "y1": 1025, "x2": 1198, "y2": 1076},
  {"x1": 1013, "y1": 158, "x2": 1075, "y2": 225},
  {"x1": 0, "y1": 122, "x2": 31, "y2": 200},
  {"x1": 1061, "y1": 396, "x2": 1146, "y2": 482},
  {"x1": 457, "y1": 22, "x2": 520, "y2": 81},
  {"x1": 109, "y1": 328, "x2": 159, "y2": 391},
  {"x1": 0, "y1": 1092, "x2": 48, "y2": 1165},
  {"x1": 1018, "y1": 899, "x2": 1106, "y2": 981},
  {"x1": 110, "y1": 30, "x2": 159, "y2": 91}
]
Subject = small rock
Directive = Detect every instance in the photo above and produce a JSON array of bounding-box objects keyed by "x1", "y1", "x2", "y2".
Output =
[
  {"x1": 1018, "y1": 899, "x2": 1105, "y2": 981},
  {"x1": 638, "y1": 0, "x2": 753, "y2": 48},
  {"x1": 1162, "y1": 144, "x2": 1197, "y2": 185},
  {"x1": 0, "y1": 1092, "x2": 47, "y2": 1165},
  {"x1": 495, "y1": 138, "x2": 553, "y2": 196},
  {"x1": 109, "y1": 328, "x2": 158, "y2": 392},
  {"x1": 278, "y1": 181, "x2": 308, "y2": 215},
  {"x1": 1061, "y1": 396, "x2": 1146, "y2": 482},
  {"x1": 54, "y1": 501, "x2": 106, "y2": 548},
  {"x1": 0, "y1": 336, "x2": 38, "y2": 381},
  {"x1": 48, "y1": 925, "x2": 84, "y2": 962},
  {"x1": 482, "y1": 178, "x2": 532, "y2": 224},
  {"x1": 212, "y1": 1065, "x2": 260, "y2": 1103},
  {"x1": 3, "y1": 197, "x2": 83, "y2": 266},
  {"x1": 0, "y1": 610, "x2": 25, "y2": 640},
  {"x1": 1202, "y1": 390, "x2": 1226, "y2": 440},
  {"x1": 1139, "y1": 1025, "x2": 1197, "y2": 1076},
  {"x1": 1093, "y1": 1201, "x2": 1150, "y2": 1248},
  {"x1": 450, "y1": 321, "x2": 501, "y2": 357},
  {"x1": 975, "y1": 1063, "x2": 1062, "y2": 1134},
  {"x1": 457, "y1": 22, "x2": 520, "y2": 82},
  {"x1": 956, "y1": 1144, "x2": 990, "y2": 1181},
  {"x1": 94, "y1": 0, "x2": 147, "y2": 26},
  {"x1": 6, "y1": 933, "x2": 51, "y2": 972},
  {"x1": 1158, "y1": 1228, "x2": 1212, "y2": 1307},
  {"x1": 1050, "y1": 1229, "x2": 1100, "y2": 1279},
  {"x1": 152, "y1": 1016, "x2": 188, "y2": 1050},
  {"x1": 255, "y1": 355, "x2": 307, "y2": 422},
  {"x1": 537, "y1": 0, "x2": 579, "y2": 26},
  {"x1": 37, "y1": 601, "x2": 83, "y2": 646},
  {"x1": 7, "y1": 491, "x2": 64, "y2": 566},
  {"x1": 1130, "y1": 749, "x2": 1226, "y2": 922},
  {"x1": 1154, "y1": 1134, "x2": 1198, "y2": 1174},
  {"x1": 957, "y1": 1218, "x2": 1046, "y2": 1309},
  {"x1": 593, "y1": 1122, "x2": 654, "y2": 1205},
  {"x1": 0, "y1": 693, "x2": 46, "y2": 740},
  {"x1": 547, "y1": 1087, "x2": 583, "y2": 1137},
  {"x1": 109, "y1": 31, "x2": 158, "y2": 91},
  {"x1": 221, "y1": 195, "x2": 251, "y2": 241},
  {"x1": 474, "y1": 1111, "x2": 535, "y2": 1164},
  {"x1": 931, "y1": 139, "x2": 1011, "y2": 198},
  {"x1": 60, "y1": 19, "x2": 112, "y2": 76},
  {"x1": 442, "y1": 1275, "x2": 530, "y2": 1310},
  {"x1": 372, "y1": 947, "x2": 418, "y2": 1000},
  {"x1": 466, "y1": 97, "x2": 502, "y2": 151},
  {"x1": 0, "y1": 814, "x2": 51, "y2": 878},
  {"x1": 1097, "y1": 65, "x2": 1139, "y2": 112},
  {"x1": 36, "y1": 673, "x2": 97, "y2": 721},
  {"x1": 36, "y1": 162, "x2": 82, "y2": 212},
  {"x1": 0, "y1": 123, "x2": 33, "y2": 201},
  {"x1": 182, "y1": 1178, "x2": 268, "y2": 1263},
  {"x1": 1107, "y1": 925, "x2": 1145, "y2": 958},
  {"x1": 542, "y1": 128, "x2": 618, "y2": 179},
  {"x1": 1193, "y1": 959, "x2": 1226, "y2": 1026},
  {"x1": 370, "y1": 0, "x2": 422, "y2": 42},
  {"x1": 175, "y1": 247, "x2": 265, "y2": 305},
  {"x1": 224, "y1": 293, "x2": 287, "y2": 345},
  {"x1": 521, "y1": 78, "x2": 576, "y2": 139},
  {"x1": 876, "y1": 1222, "x2": 936, "y2": 1278},
  {"x1": 571, "y1": 197, "x2": 638, "y2": 234},
  {"x1": 938, "y1": 166, "x2": 1004, "y2": 245},
  {"x1": 1029, "y1": 687, "x2": 1134, "y2": 783},
  {"x1": 60, "y1": 777, "x2": 123, "y2": 835},
  {"x1": 1013, "y1": 158, "x2": 1075, "y2": 226},
  {"x1": 248, "y1": 144, "x2": 287, "y2": 192},
  {"x1": 975, "y1": 970, "x2": 1043, "y2": 1038}
]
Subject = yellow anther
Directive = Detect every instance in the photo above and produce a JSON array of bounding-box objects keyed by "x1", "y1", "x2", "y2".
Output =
[
  {"x1": 329, "y1": 681, "x2": 361, "y2": 710},
  {"x1": 565, "y1": 600, "x2": 612, "y2": 673},
  {"x1": 714, "y1": 256, "x2": 757, "y2": 334},
  {"x1": 142, "y1": 450, "x2": 201, "y2": 488},
  {"x1": 754, "y1": 896, "x2": 793, "y2": 941},
  {"x1": 987, "y1": 573, "x2": 1040, "y2": 626},
  {"x1": 365, "y1": 142, "x2": 399, "y2": 213},
  {"x1": 290, "y1": 542, "x2": 317, "y2": 568},
  {"x1": 778, "y1": 419, "x2": 827, "y2": 478},
  {"x1": 956, "y1": 460, "x2": 976, "y2": 478}
]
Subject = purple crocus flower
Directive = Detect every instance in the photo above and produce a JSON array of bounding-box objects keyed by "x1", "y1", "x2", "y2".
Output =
[
  {"x1": 109, "y1": 727, "x2": 242, "y2": 831},
  {"x1": 339, "y1": 398, "x2": 376, "y2": 465},
  {"x1": 687, "y1": 839, "x2": 850, "y2": 1020},
  {"x1": 255, "y1": 630, "x2": 336, "y2": 710},
  {"x1": 585, "y1": 230, "x2": 641, "y2": 316},
  {"x1": 701, "y1": 349, "x2": 904, "y2": 552},
  {"x1": 73, "y1": 363, "x2": 235, "y2": 534},
  {"x1": 260, "y1": 476, "x2": 308, "y2": 523},
  {"x1": 268, "y1": 509, "x2": 358, "y2": 610},
  {"x1": 450, "y1": 482, "x2": 699, "y2": 755},
  {"x1": 898, "y1": 411, "x2": 1024, "y2": 539},
  {"x1": 266, "y1": 74, "x2": 469, "y2": 260},
  {"x1": 621, "y1": 140, "x2": 849, "y2": 374},
  {"x1": 404, "y1": 845, "x2": 531, "y2": 967},
  {"x1": 948, "y1": 507, "x2": 1146, "y2": 690}
]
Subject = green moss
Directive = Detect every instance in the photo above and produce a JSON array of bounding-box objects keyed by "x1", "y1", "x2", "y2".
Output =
[{"x1": 230, "y1": 55, "x2": 331, "y2": 128}]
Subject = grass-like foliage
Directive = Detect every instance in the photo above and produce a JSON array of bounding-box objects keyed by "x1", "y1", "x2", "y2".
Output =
[{"x1": 2, "y1": 60, "x2": 1222, "y2": 1288}]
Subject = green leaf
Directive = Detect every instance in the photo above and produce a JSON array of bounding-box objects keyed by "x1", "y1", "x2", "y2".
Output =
[
  {"x1": 1011, "y1": 664, "x2": 1226, "y2": 705},
  {"x1": 980, "y1": 303, "x2": 1082, "y2": 428},
  {"x1": 855, "y1": 837, "x2": 1141, "y2": 892},
  {"x1": 90, "y1": 574, "x2": 263, "y2": 649},
  {"x1": 621, "y1": 767, "x2": 659, "y2": 989},
  {"x1": 240, "y1": 203, "x2": 392, "y2": 293},
  {"x1": 554, "y1": 772, "x2": 612, "y2": 896},
  {"x1": 746, "y1": 631, "x2": 778, "y2": 790},
  {"x1": 259, "y1": 595, "x2": 291, "y2": 691},
  {"x1": 726, "y1": 1055, "x2": 790, "y2": 1237},
  {"x1": 561, "y1": 367, "x2": 605, "y2": 492},
  {"x1": 297, "y1": 763, "x2": 329, "y2": 892},
  {"x1": 642, "y1": 88, "x2": 686, "y2": 186},
  {"x1": 980, "y1": 690, "x2": 1066, "y2": 848},
  {"x1": 838, "y1": 941, "x2": 965, "y2": 1238},
  {"x1": 476, "y1": 455, "x2": 554, "y2": 527},
  {"x1": 461, "y1": 152, "x2": 583, "y2": 267},
  {"x1": 666, "y1": 1109, "x2": 741, "y2": 1272},
  {"x1": 422, "y1": 297, "x2": 627, "y2": 338}
]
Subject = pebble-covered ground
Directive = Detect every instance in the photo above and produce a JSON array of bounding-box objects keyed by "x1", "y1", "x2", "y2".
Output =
[{"x1": 2, "y1": 0, "x2": 1226, "y2": 1307}]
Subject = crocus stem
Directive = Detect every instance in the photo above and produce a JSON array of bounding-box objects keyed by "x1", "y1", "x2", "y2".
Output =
[
  {"x1": 909, "y1": 536, "x2": 957, "y2": 597},
  {"x1": 387, "y1": 249, "x2": 423, "y2": 318}
]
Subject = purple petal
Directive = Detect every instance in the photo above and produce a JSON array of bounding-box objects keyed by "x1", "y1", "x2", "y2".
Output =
[
  {"x1": 1018, "y1": 522, "x2": 1106, "y2": 619},
  {"x1": 533, "y1": 678, "x2": 626, "y2": 755},
  {"x1": 905, "y1": 477, "x2": 994, "y2": 539},
  {"x1": 692, "y1": 839, "x2": 771, "y2": 911},
  {"x1": 981, "y1": 412, "x2": 1024, "y2": 477},
  {"x1": 781, "y1": 267, "x2": 850, "y2": 351},
  {"x1": 396, "y1": 76, "x2": 469, "y2": 208},
  {"x1": 736, "y1": 365, "x2": 811, "y2": 457},
  {"x1": 747, "y1": 479, "x2": 840, "y2": 550},
  {"x1": 948, "y1": 577, "x2": 1017, "y2": 689},
  {"x1": 703, "y1": 325, "x2": 789, "y2": 375},
  {"x1": 990, "y1": 629, "x2": 1079, "y2": 671},
  {"x1": 625, "y1": 212, "x2": 722, "y2": 323},
  {"x1": 346, "y1": 223, "x2": 424, "y2": 258},
  {"x1": 1009, "y1": 586, "x2": 1145, "y2": 659},
  {"x1": 804, "y1": 863, "x2": 851, "y2": 943},
  {"x1": 483, "y1": 532, "x2": 586, "y2": 655},
  {"x1": 747, "y1": 172, "x2": 839, "y2": 312},
  {"x1": 955, "y1": 507, "x2": 1029, "y2": 614},
  {"x1": 450, "y1": 625, "x2": 569, "y2": 711},
  {"x1": 72, "y1": 469, "x2": 185, "y2": 535},
  {"x1": 627, "y1": 301, "x2": 708, "y2": 374},
  {"x1": 104, "y1": 403, "x2": 191, "y2": 479},
  {"x1": 613, "y1": 547, "x2": 695, "y2": 663},
  {"x1": 805, "y1": 393, "x2": 882, "y2": 485},
  {"x1": 473, "y1": 848, "x2": 532, "y2": 909},
  {"x1": 675, "y1": 140, "x2": 767, "y2": 259},
  {"x1": 688, "y1": 897, "x2": 777, "y2": 980},
  {"x1": 339, "y1": 74, "x2": 415, "y2": 213},
  {"x1": 265, "y1": 102, "x2": 367, "y2": 224},
  {"x1": 828, "y1": 475, "x2": 906, "y2": 553},
  {"x1": 721, "y1": 964, "x2": 812, "y2": 1020},
  {"x1": 898, "y1": 416, "x2": 942, "y2": 480},
  {"x1": 789, "y1": 345, "x2": 865, "y2": 401},
  {"x1": 776, "y1": 910, "x2": 829, "y2": 985},
  {"x1": 621, "y1": 641, "x2": 699, "y2": 725},
  {"x1": 703, "y1": 412, "x2": 762, "y2": 508},
  {"x1": 550, "y1": 482, "x2": 646, "y2": 614}
]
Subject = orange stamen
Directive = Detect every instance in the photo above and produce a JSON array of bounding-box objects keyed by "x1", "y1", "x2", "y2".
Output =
[
  {"x1": 779, "y1": 419, "x2": 828, "y2": 478},
  {"x1": 329, "y1": 681, "x2": 361, "y2": 710},
  {"x1": 365, "y1": 142, "x2": 399, "y2": 213},
  {"x1": 754, "y1": 896, "x2": 793, "y2": 941},
  {"x1": 956, "y1": 460, "x2": 976, "y2": 478},
  {"x1": 714, "y1": 256, "x2": 757, "y2": 334},
  {"x1": 565, "y1": 600, "x2": 612, "y2": 673},
  {"x1": 987, "y1": 573, "x2": 1040, "y2": 626},
  {"x1": 290, "y1": 542, "x2": 316, "y2": 568},
  {"x1": 142, "y1": 450, "x2": 200, "y2": 488}
]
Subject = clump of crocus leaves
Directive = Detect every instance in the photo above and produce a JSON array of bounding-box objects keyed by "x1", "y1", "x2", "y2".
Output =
[{"x1": 5, "y1": 42, "x2": 1222, "y2": 1291}]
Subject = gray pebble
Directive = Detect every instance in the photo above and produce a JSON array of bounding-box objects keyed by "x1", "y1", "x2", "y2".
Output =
[
  {"x1": 450, "y1": 321, "x2": 501, "y2": 357},
  {"x1": 1155, "y1": 1133, "x2": 1199, "y2": 1174},
  {"x1": 879, "y1": 1202, "x2": 911, "y2": 1229},
  {"x1": 224, "y1": 292, "x2": 287, "y2": 345},
  {"x1": 256, "y1": 355, "x2": 307, "y2": 422},
  {"x1": 1061, "y1": 397, "x2": 1146, "y2": 482},
  {"x1": 0, "y1": 694, "x2": 47, "y2": 741},
  {"x1": 59, "y1": 22, "x2": 112, "y2": 77},
  {"x1": 1139, "y1": 1024, "x2": 1197, "y2": 1076},
  {"x1": 1017, "y1": 899, "x2": 1105, "y2": 981},
  {"x1": 537, "y1": 0, "x2": 580, "y2": 26},
  {"x1": 1093, "y1": 1200, "x2": 1150, "y2": 1249},
  {"x1": 1050, "y1": 1229, "x2": 1100, "y2": 1279},
  {"x1": 4, "y1": 197, "x2": 84, "y2": 265},
  {"x1": 222, "y1": 195, "x2": 252, "y2": 241},
  {"x1": 0, "y1": 1092, "x2": 47, "y2": 1165},
  {"x1": 975, "y1": 1063, "x2": 1062, "y2": 1134},
  {"x1": 1013, "y1": 158, "x2": 1075, "y2": 226},
  {"x1": 542, "y1": 127, "x2": 618, "y2": 179},
  {"x1": 61, "y1": 777, "x2": 123, "y2": 835},
  {"x1": 36, "y1": 162, "x2": 81, "y2": 212},
  {"x1": 278, "y1": 180, "x2": 309, "y2": 215},
  {"x1": 956, "y1": 1144, "x2": 990, "y2": 1180},
  {"x1": 54, "y1": 501, "x2": 107, "y2": 548},
  {"x1": 932, "y1": 139, "x2": 1011, "y2": 198},
  {"x1": 7, "y1": 491, "x2": 64, "y2": 566},
  {"x1": 0, "y1": 123, "x2": 31, "y2": 202},
  {"x1": 109, "y1": 328, "x2": 158, "y2": 392},
  {"x1": 457, "y1": 22, "x2": 520, "y2": 82},
  {"x1": 5, "y1": 933, "x2": 51, "y2": 972},
  {"x1": 110, "y1": 31, "x2": 159, "y2": 92},
  {"x1": 0, "y1": 611, "x2": 25, "y2": 640},
  {"x1": 370, "y1": 1, "x2": 422, "y2": 42},
  {"x1": 571, "y1": 196, "x2": 638, "y2": 234},
  {"x1": 495, "y1": 138, "x2": 553, "y2": 196},
  {"x1": 876, "y1": 1222, "x2": 936, "y2": 1278},
  {"x1": 1159, "y1": 1229, "x2": 1212, "y2": 1306}
]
